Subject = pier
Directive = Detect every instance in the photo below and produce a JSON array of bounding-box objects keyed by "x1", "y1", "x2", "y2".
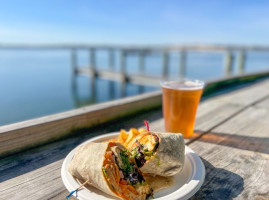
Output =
[{"x1": 1, "y1": 44, "x2": 269, "y2": 88}]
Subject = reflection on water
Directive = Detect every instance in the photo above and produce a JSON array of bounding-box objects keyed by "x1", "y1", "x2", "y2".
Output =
[{"x1": 71, "y1": 76, "x2": 154, "y2": 108}]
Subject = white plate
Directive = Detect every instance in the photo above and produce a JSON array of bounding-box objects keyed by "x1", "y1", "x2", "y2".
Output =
[{"x1": 61, "y1": 132, "x2": 205, "y2": 200}]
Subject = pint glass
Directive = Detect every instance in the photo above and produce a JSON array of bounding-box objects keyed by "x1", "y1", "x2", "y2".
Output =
[{"x1": 161, "y1": 79, "x2": 204, "y2": 138}]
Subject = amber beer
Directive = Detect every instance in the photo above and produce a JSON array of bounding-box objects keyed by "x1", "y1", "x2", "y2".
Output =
[{"x1": 161, "y1": 79, "x2": 204, "y2": 138}]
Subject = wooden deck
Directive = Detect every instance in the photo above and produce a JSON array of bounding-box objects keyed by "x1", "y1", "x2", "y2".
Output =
[{"x1": 1, "y1": 78, "x2": 269, "y2": 199}]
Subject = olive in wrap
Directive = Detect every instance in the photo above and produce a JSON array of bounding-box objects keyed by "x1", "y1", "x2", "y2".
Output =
[
  {"x1": 125, "y1": 131, "x2": 185, "y2": 176},
  {"x1": 68, "y1": 142, "x2": 152, "y2": 200}
]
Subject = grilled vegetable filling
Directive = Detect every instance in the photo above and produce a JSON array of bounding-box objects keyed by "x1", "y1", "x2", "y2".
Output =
[
  {"x1": 130, "y1": 133, "x2": 159, "y2": 168},
  {"x1": 102, "y1": 143, "x2": 152, "y2": 200},
  {"x1": 118, "y1": 150, "x2": 145, "y2": 185}
]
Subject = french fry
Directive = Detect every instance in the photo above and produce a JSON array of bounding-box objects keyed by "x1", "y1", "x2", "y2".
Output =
[
  {"x1": 119, "y1": 129, "x2": 129, "y2": 144},
  {"x1": 124, "y1": 128, "x2": 139, "y2": 147},
  {"x1": 118, "y1": 128, "x2": 148, "y2": 146},
  {"x1": 130, "y1": 128, "x2": 140, "y2": 135}
]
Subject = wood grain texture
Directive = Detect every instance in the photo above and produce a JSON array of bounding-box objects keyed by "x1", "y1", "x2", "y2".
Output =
[
  {"x1": 189, "y1": 141, "x2": 269, "y2": 200},
  {"x1": 190, "y1": 99, "x2": 269, "y2": 199},
  {"x1": 255, "y1": 97, "x2": 269, "y2": 110},
  {"x1": 0, "y1": 161, "x2": 63, "y2": 200}
]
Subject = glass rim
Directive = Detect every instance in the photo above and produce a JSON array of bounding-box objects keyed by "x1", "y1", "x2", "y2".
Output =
[{"x1": 160, "y1": 78, "x2": 205, "y2": 90}]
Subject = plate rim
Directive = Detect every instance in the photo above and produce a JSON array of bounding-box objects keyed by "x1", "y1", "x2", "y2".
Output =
[{"x1": 61, "y1": 132, "x2": 205, "y2": 200}]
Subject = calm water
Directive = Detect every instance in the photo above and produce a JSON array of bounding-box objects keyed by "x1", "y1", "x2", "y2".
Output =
[{"x1": 1, "y1": 49, "x2": 269, "y2": 126}]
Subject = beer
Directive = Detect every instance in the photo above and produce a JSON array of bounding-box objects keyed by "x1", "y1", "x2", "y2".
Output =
[{"x1": 161, "y1": 80, "x2": 204, "y2": 138}]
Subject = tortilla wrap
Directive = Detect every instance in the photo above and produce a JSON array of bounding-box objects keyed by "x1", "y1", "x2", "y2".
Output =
[
  {"x1": 126, "y1": 132, "x2": 185, "y2": 176},
  {"x1": 68, "y1": 142, "x2": 152, "y2": 200},
  {"x1": 68, "y1": 143, "x2": 116, "y2": 197}
]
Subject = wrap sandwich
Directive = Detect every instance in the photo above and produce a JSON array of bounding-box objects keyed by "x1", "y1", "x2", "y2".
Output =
[
  {"x1": 123, "y1": 130, "x2": 185, "y2": 176},
  {"x1": 68, "y1": 142, "x2": 153, "y2": 200}
]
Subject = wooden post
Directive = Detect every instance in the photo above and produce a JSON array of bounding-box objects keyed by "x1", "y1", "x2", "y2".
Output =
[
  {"x1": 108, "y1": 48, "x2": 115, "y2": 100},
  {"x1": 138, "y1": 85, "x2": 145, "y2": 94},
  {"x1": 89, "y1": 48, "x2": 97, "y2": 102},
  {"x1": 109, "y1": 49, "x2": 115, "y2": 71},
  {"x1": 138, "y1": 50, "x2": 145, "y2": 93},
  {"x1": 71, "y1": 49, "x2": 77, "y2": 89},
  {"x1": 71, "y1": 83, "x2": 80, "y2": 107},
  {"x1": 223, "y1": 51, "x2": 234, "y2": 76},
  {"x1": 89, "y1": 48, "x2": 96, "y2": 77},
  {"x1": 109, "y1": 81, "x2": 115, "y2": 100},
  {"x1": 162, "y1": 51, "x2": 169, "y2": 79},
  {"x1": 179, "y1": 50, "x2": 186, "y2": 78},
  {"x1": 90, "y1": 76, "x2": 96, "y2": 103},
  {"x1": 120, "y1": 82, "x2": 126, "y2": 97},
  {"x1": 237, "y1": 51, "x2": 246, "y2": 75},
  {"x1": 120, "y1": 50, "x2": 127, "y2": 82},
  {"x1": 139, "y1": 50, "x2": 145, "y2": 74}
]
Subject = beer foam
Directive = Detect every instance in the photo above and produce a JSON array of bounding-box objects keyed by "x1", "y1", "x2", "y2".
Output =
[{"x1": 160, "y1": 80, "x2": 204, "y2": 90}]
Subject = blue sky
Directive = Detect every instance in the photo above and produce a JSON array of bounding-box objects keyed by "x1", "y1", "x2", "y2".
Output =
[{"x1": 0, "y1": 0, "x2": 269, "y2": 45}]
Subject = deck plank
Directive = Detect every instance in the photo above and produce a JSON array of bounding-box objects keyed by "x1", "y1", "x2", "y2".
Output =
[
  {"x1": 0, "y1": 161, "x2": 63, "y2": 200},
  {"x1": 189, "y1": 140, "x2": 269, "y2": 200},
  {"x1": 255, "y1": 97, "x2": 269, "y2": 110},
  {"x1": 189, "y1": 97, "x2": 269, "y2": 200}
]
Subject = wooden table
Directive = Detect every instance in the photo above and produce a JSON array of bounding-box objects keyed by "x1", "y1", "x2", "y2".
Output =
[{"x1": 1, "y1": 78, "x2": 269, "y2": 200}]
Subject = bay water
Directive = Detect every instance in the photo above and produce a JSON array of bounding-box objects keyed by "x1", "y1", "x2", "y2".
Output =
[{"x1": 0, "y1": 49, "x2": 268, "y2": 126}]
